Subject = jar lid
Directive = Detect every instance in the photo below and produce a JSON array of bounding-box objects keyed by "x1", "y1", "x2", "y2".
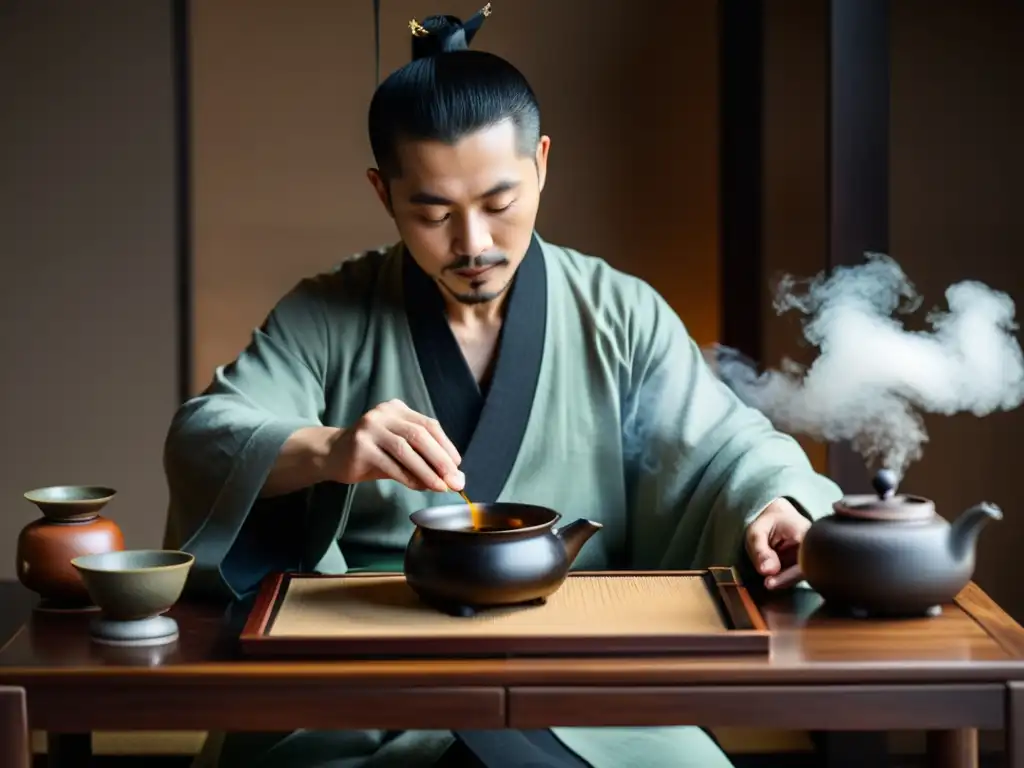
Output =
[{"x1": 834, "y1": 493, "x2": 936, "y2": 522}]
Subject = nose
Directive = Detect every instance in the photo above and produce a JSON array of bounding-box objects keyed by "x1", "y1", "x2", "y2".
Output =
[{"x1": 452, "y1": 210, "x2": 493, "y2": 260}]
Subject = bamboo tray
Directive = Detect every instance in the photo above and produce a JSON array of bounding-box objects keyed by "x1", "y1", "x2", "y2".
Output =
[{"x1": 238, "y1": 568, "x2": 770, "y2": 659}]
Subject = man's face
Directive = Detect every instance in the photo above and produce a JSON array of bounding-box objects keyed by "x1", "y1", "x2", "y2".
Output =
[{"x1": 368, "y1": 120, "x2": 550, "y2": 305}]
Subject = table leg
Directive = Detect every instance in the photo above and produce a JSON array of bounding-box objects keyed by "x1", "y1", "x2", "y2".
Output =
[
  {"x1": 1009, "y1": 683, "x2": 1024, "y2": 768},
  {"x1": 924, "y1": 729, "x2": 978, "y2": 768},
  {"x1": 47, "y1": 733, "x2": 92, "y2": 767},
  {"x1": 812, "y1": 731, "x2": 889, "y2": 768},
  {"x1": 0, "y1": 686, "x2": 30, "y2": 768}
]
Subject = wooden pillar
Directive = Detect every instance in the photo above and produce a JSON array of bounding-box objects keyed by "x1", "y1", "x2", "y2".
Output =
[
  {"x1": 173, "y1": 0, "x2": 193, "y2": 404},
  {"x1": 824, "y1": 0, "x2": 890, "y2": 493},
  {"x1": 718, "y1": 0, "x2": 764, "y2": 360},
  {"x1": 817, "y1": 0, "x2": 892, "y2": 764}
]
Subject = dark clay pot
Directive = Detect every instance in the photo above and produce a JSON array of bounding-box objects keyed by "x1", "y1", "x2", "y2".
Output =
[
  {"x1": 403, "y1": 502, "x2": 602, "y2": 617},
  {"x1": 799, "y1": 471, "x2": 1001, "y2": 618}
]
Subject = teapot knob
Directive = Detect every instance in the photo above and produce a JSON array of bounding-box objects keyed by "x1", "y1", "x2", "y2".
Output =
[{"x1": 871, "y1": 468, "x2": 898, "y2": 500}]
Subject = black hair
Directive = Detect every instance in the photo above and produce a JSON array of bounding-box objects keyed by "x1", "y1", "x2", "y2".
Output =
[{"x1": 367, "y1": 7, "x2": 541, "y2": 178}]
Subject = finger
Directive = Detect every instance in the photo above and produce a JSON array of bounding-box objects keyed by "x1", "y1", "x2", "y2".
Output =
[
  {"x1": 765, "y1": 563, "x2": 803, "y2": 590},
  {"x1": 745, "y1": 523, "x2": 781, "y2": 575},
  {"x1": 399, "y1": 422, "x2": 464, "y2": 490},
  {"x1": 772, "y1": 518, "x2": 810, "y2": 546},
  {"x1": 773, "y1": 538, "x2": 801, "y2": 567},
  {"x1": 370, "y1": 445, "x2": 429, "y2": 492},
  {"x1": 383, "y1": 434, "x2": 449, "y2": 492},
  {"x1": 401, "y1": 406, "x2": 462, "y2": 467}
]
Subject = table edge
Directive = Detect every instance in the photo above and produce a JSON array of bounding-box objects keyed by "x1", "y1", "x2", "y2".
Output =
[{"x1": 6, "y1": 661, "x2": 1024, "y2": 687}]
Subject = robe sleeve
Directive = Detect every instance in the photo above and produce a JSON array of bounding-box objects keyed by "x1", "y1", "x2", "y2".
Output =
[
  {"x1": 621, "y1": 287, "x2": 843, "y2": 574},
  {"x1": 162, "y1": 276, "x2": 349, "y2": 601}
]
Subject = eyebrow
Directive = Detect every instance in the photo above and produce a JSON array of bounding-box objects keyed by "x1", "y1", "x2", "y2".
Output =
[{"x1": 408, "y1": 180, "x2": 520, "y2": 206}]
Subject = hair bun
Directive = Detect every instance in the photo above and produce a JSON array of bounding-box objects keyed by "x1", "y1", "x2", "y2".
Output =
[{"x1": 409, "y1": 3, "x2": 492, "y2": 61}]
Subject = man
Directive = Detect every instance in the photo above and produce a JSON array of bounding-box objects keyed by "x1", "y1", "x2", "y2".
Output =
[{"x1": 165, "y1": 6, "x2": 842, "y2": 767}]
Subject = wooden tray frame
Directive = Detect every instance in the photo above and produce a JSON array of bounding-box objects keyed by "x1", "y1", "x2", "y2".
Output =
[{"x1": 238, "y1": 568, "x2": 770, "y2": 659}]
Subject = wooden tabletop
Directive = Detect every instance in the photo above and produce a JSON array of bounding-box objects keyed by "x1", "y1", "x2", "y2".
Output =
[
  {"x1": 2, "y1": 578, "x2": 1024, "y2": 684},
  {"x1": 3, "y1": 578, "x2": 1024, "y2": 735}
]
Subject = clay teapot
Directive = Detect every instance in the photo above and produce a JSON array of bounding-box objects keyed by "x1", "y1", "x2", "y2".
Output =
[
  {"x1": 16, "y1": 485, "x2": 125, "y2": 610},
  {"x1": 799, "y1": 469, "x2": 1002, "y2": 618},
  {"x1": 404, "y1": 501, "x2": 603, "y2": 617}
]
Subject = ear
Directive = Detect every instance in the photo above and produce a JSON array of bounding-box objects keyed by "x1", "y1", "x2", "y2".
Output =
[
  {"x1": 535, "y1": 136, "x2": 551, "y2": 193},
  {"x1": 366, "y1": 168, "x2": 393, "y2": 216}
]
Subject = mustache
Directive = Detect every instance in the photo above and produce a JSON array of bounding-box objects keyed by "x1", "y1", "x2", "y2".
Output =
[{"x1": 444, "y1": 253, "x2": 509, "y2": 271}]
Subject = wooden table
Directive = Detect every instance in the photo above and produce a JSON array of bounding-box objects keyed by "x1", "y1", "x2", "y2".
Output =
[{"x1": 2, "y1": 579, "x2": 1024, "y2": 768}]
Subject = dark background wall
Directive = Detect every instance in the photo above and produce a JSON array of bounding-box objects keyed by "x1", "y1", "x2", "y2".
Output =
[
  {"x1": 188, "y1": 0, "x2": 721, "y2": 394},
  {"x1": 888, "y1": 0, "x2": 1023, "y2": 621},
  {"x1": 0, "y1": 0, "x2": 180, "y2": 581},
  {"x1": 760, "y1": 0, "x2": 1023, "y2": 628}
]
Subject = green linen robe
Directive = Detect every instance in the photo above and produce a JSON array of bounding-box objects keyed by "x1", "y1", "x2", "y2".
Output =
[{"x1": 164, "y1": 232, "x2": 843, "y2": 768}]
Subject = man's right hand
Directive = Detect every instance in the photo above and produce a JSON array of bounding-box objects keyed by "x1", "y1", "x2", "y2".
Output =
[{"x1": 328, "y1": 399, "x2": 464, "y2": 493}]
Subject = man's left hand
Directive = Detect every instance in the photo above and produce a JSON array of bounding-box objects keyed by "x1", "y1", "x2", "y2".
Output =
[{"x1": 745, "y1": 498, "x2": 811, "y2": 590}]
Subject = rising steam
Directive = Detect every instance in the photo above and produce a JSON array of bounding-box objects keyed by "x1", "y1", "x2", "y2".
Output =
[{"x1": 708, "y1": 253, "x2": 1024, "y2": 482}]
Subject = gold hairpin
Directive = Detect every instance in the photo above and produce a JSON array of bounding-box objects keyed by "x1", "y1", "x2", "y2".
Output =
[
  {"x1": 480, "y1": 3, "x2": 492, "y2": 16},
  {"x1": 409, "y1": 19, "x2": 429, "y2": 37}
]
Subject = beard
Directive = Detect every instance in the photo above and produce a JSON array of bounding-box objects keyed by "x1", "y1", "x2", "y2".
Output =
[
  {"x1": 439, "y1": 251, "x2": 512, "y2": 304},
  {"x1": 440, "y1": 275, "x2": 514, "y2": 305}
]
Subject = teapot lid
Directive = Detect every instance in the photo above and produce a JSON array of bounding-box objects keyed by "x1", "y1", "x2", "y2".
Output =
[{"x1": 834, "y1": 468, "x2": 936, "y2": 522}]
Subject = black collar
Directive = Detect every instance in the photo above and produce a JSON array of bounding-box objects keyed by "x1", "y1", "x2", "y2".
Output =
[{"x1": 402, "y1": 235, "x2": 547, "y2": 501}]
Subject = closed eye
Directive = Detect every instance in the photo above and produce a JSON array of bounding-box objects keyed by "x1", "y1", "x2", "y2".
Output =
[
  {"x1": 486, "y1": 200, "x2": 516, "y2": 214},
  {"x1": 421, "y1": 201, "x2": 513, "y2": 225}
]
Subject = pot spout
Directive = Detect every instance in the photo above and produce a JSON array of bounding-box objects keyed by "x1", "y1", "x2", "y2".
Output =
[
  {"x1": 554, "y1": 519, "x2": 603, "y2": 567},
  {"x1": 950, "y1": 502, "x2": 1002, "y2": 564}
]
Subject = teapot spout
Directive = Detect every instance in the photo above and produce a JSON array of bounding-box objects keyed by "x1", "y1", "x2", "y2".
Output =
[
  {"x1": 554, "y1": 519, "x2": 603, "y2": 567},
  {"x1": 950, "y1": 502, "x2": 1003, "y2": 564}
]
